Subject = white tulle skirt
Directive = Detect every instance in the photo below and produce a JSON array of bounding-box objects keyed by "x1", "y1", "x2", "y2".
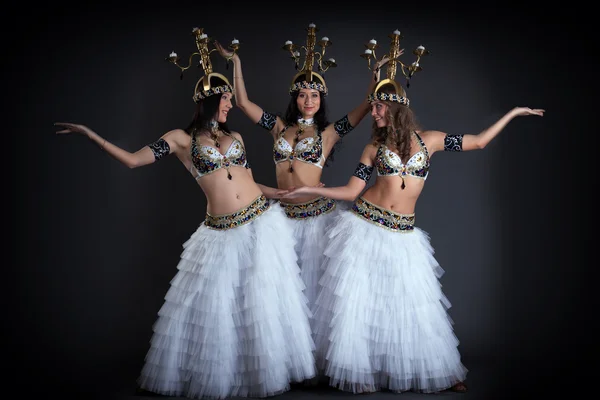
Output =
[
  {"x1": 137, "y1": 196, "x2": 316, "y2": 399},
  {"x1": 279, "y1": 197, "x2": 349, "y2": 312},
  {"x1": 313, "y1": 198, "x2": 468, "y2": 393}
]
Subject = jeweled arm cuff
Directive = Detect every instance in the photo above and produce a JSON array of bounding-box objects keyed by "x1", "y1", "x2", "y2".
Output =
[
  {"x1": 148, "y1": 138, "x2": 170, "y2": 161},
  {"x1": 444, "y1": 134, "x2": 464, "y2": 152},
  {"x1": 334, "y1": 115, "x2": 353, "y2": 138},
  {"x1": 257, "y1": 111, "x2": 277, "y2": 131},
  {"x1": 353, "y1": 162, "x2": 374, "y2": 182}
]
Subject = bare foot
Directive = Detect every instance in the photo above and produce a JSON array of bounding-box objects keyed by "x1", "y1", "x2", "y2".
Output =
[{"x1": 450, "y1": 382, "x2": 468, "y2": 393}]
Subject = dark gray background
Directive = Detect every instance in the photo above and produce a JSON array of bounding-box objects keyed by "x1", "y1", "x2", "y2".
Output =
[{"x1": 8, "y1": 2, "x2": 594, "y2": 399}]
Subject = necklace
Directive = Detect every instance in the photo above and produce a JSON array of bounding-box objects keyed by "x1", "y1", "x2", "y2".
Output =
[
  {"x1": 209, "y1": 120, "x2": 221, "y2": 148},
  {"x1": 288, "y1": 118, "x2": 315, "y2": 173}
]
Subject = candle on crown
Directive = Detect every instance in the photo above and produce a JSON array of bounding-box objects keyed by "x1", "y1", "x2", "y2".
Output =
[
  {"x1": 309, "y1": 23, "x2": 316, "y2": 28},
  {"x1": 231, "y1": 38, "x2": 239, "y2": 44},
  {"x1": 285, "y1": 40, "x2": 293, "y2": 45},
  {"x1": 328, "y1": 58, "x2": 335, "y2": 63},
  {"x1": 321, "y1": 36, "x2": 329, "y2": 42},
  {"x1": 412, "y1": 61, "x2": 419, "y2": 67},
  {"x1": 393, "y1": 29, "x2": 401, "y2": 35},
  {"x1": 369, "y1": 38, "x2": 377, "y2": 44},
  {"x1": 199, "y1": 33, "x2": 207, "y2": 39},
  {"x1": 364, "y1": 49, "x2": 372, "y2": 54},
  {"x1": 417, "y1": 45, "x2": 425, "y2": 51},
  {"x1": 169, "y1": 51, "x2": 177, "y2": 58}
]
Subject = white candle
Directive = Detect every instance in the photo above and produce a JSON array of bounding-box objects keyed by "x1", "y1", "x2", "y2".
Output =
[
  {"x1": 294, "y1": 51, "x2": 300, "y2": 57},
  {"x1": 169, "y1": 51, "x2": 177, "y2": 58},
  {"x1": 393, "y1": 29, "x2": 401, "y2": 35},
  {"x1": 417, "y1": 45, "x2": 425, "y2": 51},
  {"x1": 328, "y1": 58, "x2": 335, "y2": 63},
  {"x1": 200, "y1": 33, "x2": 207, "y2": 39},
  {"x1": 369, "y1": 38, "x2": 377, "y2": 44},
  {"x1": 364, "y1": 49, "x2": 372, "y2": 54},
  {"x1": 231, "y1": 38, "x2": 239, "y2": 44},
  {"x1": 412, "y1": 61, "x2": 419, "y2": 67},
  {"x1": 309, "y1": 23, "x2": 316, "y2": 28},
  {"x1": 321, "y1": 36, "x2": 329, "y2": 42},
  {"x1": 285, "y1": 40, "x2": 292, "y2": 45}
]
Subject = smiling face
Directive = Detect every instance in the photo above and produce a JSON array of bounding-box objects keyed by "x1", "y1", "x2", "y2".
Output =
[
  {"x1": 370, "y1": 100, "x2": 389, "y2": 128},
  {"x1": 215, "y1": 92, "x2": 233, "y2": 123},
  {"x1": 296, "y1": 88, "x2": 321, "y2": 119}
]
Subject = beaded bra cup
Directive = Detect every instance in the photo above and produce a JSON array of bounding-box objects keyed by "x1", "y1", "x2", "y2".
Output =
[
  {"x1": 375, "y1": 132, "x2": 430, "y2": 180},
  {"x1": 190, "y1": 135, "x2": 248, "y2": 180}
]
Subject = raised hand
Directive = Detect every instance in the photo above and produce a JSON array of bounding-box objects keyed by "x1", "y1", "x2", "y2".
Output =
[{"x1": 214, "y1": 40, "x2": 234, "y2": 60}]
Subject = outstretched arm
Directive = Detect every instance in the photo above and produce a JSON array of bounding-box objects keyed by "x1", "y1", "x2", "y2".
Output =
[
  {"x1": 281, "y1": 145, "x2": 375, "y2": 201},
  {"x1": 427, "y1": 106, "x2": 545, "y2": 154},
  {"x1": 54, "y1": 122, "x2": 181, "y2": 168}
]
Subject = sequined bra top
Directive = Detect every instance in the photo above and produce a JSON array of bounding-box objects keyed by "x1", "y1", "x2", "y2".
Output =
[
  {"x1": 190, "y1": 134, "x2": 248, "y2": 180},
  {"x1": 256, "y1": 112, "x2": 354, "y2": 170},
  {"x1": 375, "y1": 132, "x2": 430, "y2": 179},
  {"x1": 273, "y1": 124, "x2": 326, "y2": 169}
]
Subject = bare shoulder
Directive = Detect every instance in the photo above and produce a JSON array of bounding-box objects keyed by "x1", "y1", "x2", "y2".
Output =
[
  {"x1": 161, "y1": 128, "x2": 191, "y2": 151},
  {"x1": 230, "y1": 131, "x2": 245, "y2": 143},
  {"x1": 362, "y1": 142, "x2": 379, "y2": 157},
  {"x1": 418, "y1": 129, "x2": 447, "y2": 153},
  {"x1": 418, "y1": 129, "x2": 446, "y2": 141},
  {"x1": 164, "y1": 128, "x2": 189, "y2": 140}
]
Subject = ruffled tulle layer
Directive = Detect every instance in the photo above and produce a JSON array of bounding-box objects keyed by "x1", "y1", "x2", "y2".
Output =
[
  {"x1": 313, "y1": 209, "x2": 468, "y2": 393},
  {"x1": 283, "y1": 199, "x2": 350, "y2": 312},
  {"x1": 137, "y1": 204, "x2": 316, "y2": 399}
]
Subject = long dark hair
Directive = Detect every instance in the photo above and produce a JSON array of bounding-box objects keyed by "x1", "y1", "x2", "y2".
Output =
[
  {"x1": 283, "y1": 84, "x2": 338, "y2": 166},
  {"x1": 371, "y1": 84, "x2": 421, "y2": 162},
  {"x1": 184, "y1": 77, "x2": 232, "y2": 137}
]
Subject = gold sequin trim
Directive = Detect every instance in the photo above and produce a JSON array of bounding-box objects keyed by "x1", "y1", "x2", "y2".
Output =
[
  {"x1": 204, "y1": 195, "x2": 269, "y2": 230},
  {"x1": 351, "y1": 197, "x2": 415, "y2": 232},
  {"x1": 280, "y1": 196, "x2": 336, "y2": 219}
]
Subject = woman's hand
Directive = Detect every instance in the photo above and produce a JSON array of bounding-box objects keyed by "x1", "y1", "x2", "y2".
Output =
[
  {"x1": 54, "y1": 122, "x2": 94, "y2": 138},
  {"x1": 214, "y1": 40, "x2": 235, "y2": 60},
  {"x1": 510, "y1": 107, "x2": 545, "y2": 117},
  {"x1": 277, "y1": 182, "x2": 325, "y2": 199}
]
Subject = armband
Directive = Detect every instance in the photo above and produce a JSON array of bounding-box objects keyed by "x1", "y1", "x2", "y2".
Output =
[
  {"x1": 148, "y1": 138, "x2": 170, "y2": 161},
  {"x1": 444, "y1": 134, "x2": 463, "y2": 152},
  {"x1": 334, "y1": 115, "x2": 353, "y2": 138},
  {"x1": 257, "y1": 111, "x2": 277, "y2": 131},
  {"x1": 353, "y1": 162, "x2": 374, "y2": 182}
]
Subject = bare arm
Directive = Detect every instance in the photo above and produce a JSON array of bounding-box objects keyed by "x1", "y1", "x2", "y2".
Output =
[
  {"x1": 324, "y1": 55, "x2": 392, "y2": 149},
  {"x1": 345, "y1": 55, "x2": 391, "y2": 128},
  {"x1": 54, "y1": 122, "x2": 183, "y2": 168},
  {"x1": 427, "y1": 106, "x2": 545, "y2": 154},
  {"x1": 281, "y1": 145, "x2": 375, "y2": 201},
  {"x1": 214, "y1": 41, "x2": 283, "y2": 138}
]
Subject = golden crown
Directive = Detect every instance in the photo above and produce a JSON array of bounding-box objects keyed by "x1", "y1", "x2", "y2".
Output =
[
  {"x1": 281, "y1": 23, "x2": 337, "y2": 96},
  {"x1": 166, "y1": 27, "x2": 240, "y2": 103},
  {"x1": 360, "y1": 29, "x2": 430, "y2": 107}
]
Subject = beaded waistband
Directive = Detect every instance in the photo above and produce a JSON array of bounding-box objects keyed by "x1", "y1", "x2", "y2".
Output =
[
  {"x1": 351, "y1": 197, "x2": 415, "y2": 232},
  {"x1": 204, "y1": 195, "x2": 270, "y2": 230},
  {"x1": 280, "y1": 196, "x2": 336, "y2": 219}
]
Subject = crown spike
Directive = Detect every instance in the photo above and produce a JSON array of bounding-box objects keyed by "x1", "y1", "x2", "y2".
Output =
[
  {"x1": 166, "y1": 27, "x2": 240, "y2": 103},
  {"x1": 361, "y1": 29, "x2": 430, "y2": 107},
  {"x1": 282, "y1": 23, "x2": 337, "y2": 96}
]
